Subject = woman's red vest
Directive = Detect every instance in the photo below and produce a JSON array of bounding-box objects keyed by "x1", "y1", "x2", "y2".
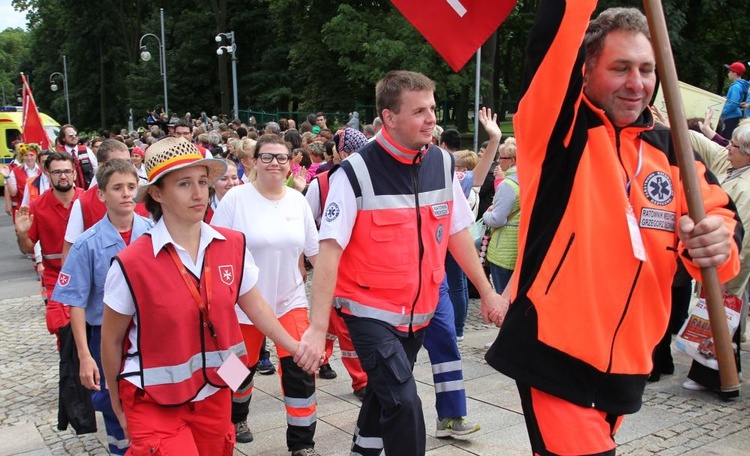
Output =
[{"x1": 115, "y1": 226, "x2": 248, "y2": 406}]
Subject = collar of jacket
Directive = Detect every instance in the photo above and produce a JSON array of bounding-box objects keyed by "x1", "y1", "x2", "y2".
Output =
[
  {"x1": 375, "y1": 127, "x2": 429, "y2": 165},
  {"x1": 582, "y1": 95, "x2": 656, "y2": 133}
]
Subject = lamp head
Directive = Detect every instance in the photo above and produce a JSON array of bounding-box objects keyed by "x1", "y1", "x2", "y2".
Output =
[
  {"x1": 216, "y1": 47, "x2": 224, "y2": 56},
  {"x1": 140, "y1": 47, "x2": 152, "y2": 62},
  {"x1": 51, "y1": 83, "x2": 58, "y2": 92},
  {"x1": 215, "y1": 34, "x2": 222, "y2": 43}
]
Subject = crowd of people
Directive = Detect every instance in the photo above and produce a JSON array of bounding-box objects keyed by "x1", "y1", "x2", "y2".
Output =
[{"x1": 1, "y1": 1, "x2": 749, "y2": 455}]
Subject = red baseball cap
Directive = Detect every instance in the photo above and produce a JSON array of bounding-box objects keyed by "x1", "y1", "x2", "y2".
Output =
[{"x1": 725, "y1": 62, "x2": 746, "y2": 76}]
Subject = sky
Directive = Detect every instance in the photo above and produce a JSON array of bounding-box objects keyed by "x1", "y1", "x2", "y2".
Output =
[{"x1": 0, "y1": 1, "x2": 27, "y2": 32}]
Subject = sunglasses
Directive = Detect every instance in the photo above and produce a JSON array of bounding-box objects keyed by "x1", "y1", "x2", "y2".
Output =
[{"x1": 66, "y1": 132, "x2": 78, "y2": 138}]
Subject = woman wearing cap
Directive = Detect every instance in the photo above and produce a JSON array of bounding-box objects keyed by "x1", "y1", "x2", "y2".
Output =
[
  {"x1": 130, "y1": 147, "x2": 147, "y2": 181},
  {"x1": 101, "y1": 137, "x2": 305, "y2": 455},
  {"x1": 212, "y1": 134, "x2": 320, "y2": 456}
]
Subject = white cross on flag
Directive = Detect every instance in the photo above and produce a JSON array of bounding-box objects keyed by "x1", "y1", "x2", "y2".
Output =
[{"x1": 390, "y1": 0, "x2": 517, "y2": 72}]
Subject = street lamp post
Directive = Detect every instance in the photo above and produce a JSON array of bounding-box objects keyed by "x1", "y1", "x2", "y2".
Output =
[
  {"x1": 216, "y1": 32, "x2": 238, "y2": 120},
  {"x1": 49, "y1": 54, "x2": 71, "y2": 124},
  {"x1": 139, "y1": 8, "x2": 168, "y2": 116}
]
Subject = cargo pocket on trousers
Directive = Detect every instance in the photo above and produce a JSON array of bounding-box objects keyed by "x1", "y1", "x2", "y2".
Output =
[
  {"x1": 378, "y1": 343, "x2": 412, "y2": 385},
  {"x1": 222, "y1": 430, "x2": 235, "y2": 456},
  {"x1": 129, "y1": 438, "x2": 163, "y2": 455}
]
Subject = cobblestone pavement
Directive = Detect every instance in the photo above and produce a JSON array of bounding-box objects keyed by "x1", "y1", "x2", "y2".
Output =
[{"x1": 1, "y1": 289, "x2": 748, "y2": 455}]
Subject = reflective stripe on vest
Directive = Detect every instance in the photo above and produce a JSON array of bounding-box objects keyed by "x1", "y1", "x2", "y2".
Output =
[
  {"x1": 43, "y1": 253, "x2": 63, "y2": 259},
  {"x1": 347, "y1": 153, "x2": 453, "y2": 210},
  {"x1": 334, "y1": 297, "x2": 435, "y2": 327},
  {"x1": 142, "y1": 340, "x2": 246, "y2": 386}
]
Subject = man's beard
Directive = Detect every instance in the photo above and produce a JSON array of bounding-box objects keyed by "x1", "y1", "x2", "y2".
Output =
[{"x1": 53, "y1": 182, "x2": 74, "y2": 192}]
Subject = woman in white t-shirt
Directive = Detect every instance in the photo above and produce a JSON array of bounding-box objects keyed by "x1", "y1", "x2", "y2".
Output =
[
  {"x1": 212, "y1": 134, "x2": 320, "y2": 455},
  {"x1": 100, "y1": 137, "x2": 303, "y2": 455}
]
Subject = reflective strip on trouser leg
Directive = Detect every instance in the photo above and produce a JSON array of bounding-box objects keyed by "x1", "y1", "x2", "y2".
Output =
[
  {"x1": 280, "y1": 356, "x2": 317, "y2": 451},
  {"x1": 351, "y1": 425, "x2": 384, "y2": 454},
  {"x1": 233, "y1": 323, "x2": 262, "y2": 423},
  {"x1": 331, "y1": 309, "x2": 368, "y2": 390},
  {"x1": 343, "y1": 315, "x2": 426, "y2": 456},
  {"x1": 424, "y1": 286, "x2": 467, "y2": 419}
]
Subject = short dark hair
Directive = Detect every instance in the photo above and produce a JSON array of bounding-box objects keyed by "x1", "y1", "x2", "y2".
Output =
[
  {"x1": 376, "y1": 71, "x2": 435, "y2": 120},
  {"x1": 96, "y1": 158, "x2": 138, "y2": 191},
  {"x1": 440, "y1": 129, "x2": 462, "y2": 151},
  {"x1": 44, "y1": 151, "x2": 75, "y2": 171},
  {"x1": 174, "y1": 119, "x2": 192, "y2": 131},
  {"x1": 254, "y1": 133, "x2": 288, "y2": 158},
  {"x1": 585, "y1": 8, "x2": 650, "y2": 70}
]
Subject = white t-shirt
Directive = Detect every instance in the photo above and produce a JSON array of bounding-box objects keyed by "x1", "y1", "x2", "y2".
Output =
[
  {"x1": 305, "y1": 178, "x2": 323, "y2": 224},
  {"x1": 319, "y1": 168, "x2": 474, "y2": 249},
  {"x1": 64, "y1": 199, "x2": 84, "y2": 244},
  {"x1": 212, "y1": 183, "x2": 319, "y2": 324},
  {"x1": 103, "y1": 219, "x2": 260, "y2": 399}
]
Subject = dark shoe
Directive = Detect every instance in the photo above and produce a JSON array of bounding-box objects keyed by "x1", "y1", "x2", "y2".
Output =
[
  {"x1": 291, "y1": 448, "x2": 320, "y2": 456},
  {"x1": 234, "y1": 421, "x2": 254, "y2": 443},
  {"x1": 257, "y1": 358, "x2": 276, "y2": 375},
  {"x1": 318, "y1": 363, "x2": 337, "y2": 379},
  {"x1": 353, "y1": 386, "x2": 367, "y2": 401}
]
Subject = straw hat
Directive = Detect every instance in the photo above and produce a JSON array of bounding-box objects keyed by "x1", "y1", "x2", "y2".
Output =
[{"x1": 135, "y1": 137, "x2": 227, "y2": 202}]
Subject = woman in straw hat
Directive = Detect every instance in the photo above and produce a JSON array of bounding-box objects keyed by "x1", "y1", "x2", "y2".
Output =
[{"x1": 101, "y1": 137, "x2": 305, "y2": 455}]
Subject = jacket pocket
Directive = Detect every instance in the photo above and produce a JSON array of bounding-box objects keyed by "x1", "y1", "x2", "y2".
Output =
[{"x1": 545, "y1": 233, "x2": 575, "y2": 295}]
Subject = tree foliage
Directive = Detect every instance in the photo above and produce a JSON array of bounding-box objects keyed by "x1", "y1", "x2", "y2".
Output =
[{"x1": 4, "y1": 0, "x2": 750, "y2": 132}]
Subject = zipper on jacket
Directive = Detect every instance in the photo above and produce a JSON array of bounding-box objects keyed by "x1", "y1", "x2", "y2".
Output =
[
  {"x1": 545, "y1": 233, "x2": 575, "y2": 294},
  {"x1": 603, "y1": 262, "x2": 643, "y2": 377},
  {"x1": 408, "y1": 152, "x2": 425, "y2": 336}
]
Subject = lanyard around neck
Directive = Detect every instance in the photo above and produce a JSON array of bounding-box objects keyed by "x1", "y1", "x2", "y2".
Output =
[{"x1": 165, "y1": 243, "x2": 217, "y2": 339}]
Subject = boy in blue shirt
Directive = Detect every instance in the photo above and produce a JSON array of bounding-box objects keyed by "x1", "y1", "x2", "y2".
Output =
[{"x1": 52, "y1": 159, "x2": 152, "y2": 455}]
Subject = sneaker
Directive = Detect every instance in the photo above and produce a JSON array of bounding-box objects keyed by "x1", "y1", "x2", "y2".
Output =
[
  {"x1": 435, "y1": 417, "x2": 481, "y2": 438},
  {"x1": 682, "y1": 380, "x2": 708, "y2": 391},
  {"x1": 234, "y1": 421, "x2": 254, "y2": 443},
  {"x1": 456, "y1": 335, "x2": 464, "y2": 342},
  {"x1": 353, "y1": 386, "x2": 367, "y2": 401},
  {"x1": 291, "y1": 448, "x2": 320, "y2": 456},
  {"x1": 318, "y1": 363, "x2": 337, "y2": 379},
  {"x1": 257, "y1": 358, "x2": 276, "y2": 375}
]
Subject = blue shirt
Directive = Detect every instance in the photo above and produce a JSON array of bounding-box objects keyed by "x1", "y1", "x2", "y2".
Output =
[{"x1": 52, "y1": 214, "x2": 152, "y2": 325}]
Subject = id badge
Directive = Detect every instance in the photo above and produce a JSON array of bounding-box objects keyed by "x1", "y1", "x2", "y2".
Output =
[
  {"x1": 626, "y1": 206, "x2": 647, "y2": 262},
  {"x1": 217, "y1": 352, "x2": 251, "y2": 392}
]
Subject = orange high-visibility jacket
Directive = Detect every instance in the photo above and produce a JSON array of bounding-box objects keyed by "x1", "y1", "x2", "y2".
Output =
[
  {"x1": 333, "y1": 129, "x2": 454, "y2": 334},
  {"x1": 486, "y1": 0, "x2": 741, "y2": 415}
]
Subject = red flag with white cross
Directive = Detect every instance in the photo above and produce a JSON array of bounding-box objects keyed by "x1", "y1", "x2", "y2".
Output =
[{"x1": 390, "y1": 0, "x2": 517, "y2": 72}]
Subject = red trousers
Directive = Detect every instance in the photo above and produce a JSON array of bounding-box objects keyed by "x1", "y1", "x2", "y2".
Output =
[
  {"x1": 324, "y1": 309, "x2": 368, "y2": 390},
  {"x1": 517, "y1": 383, "x2": 623, "y2": 456},
  {"x1": 120, "y1": 380, "x2": 234, "y2": 456}
]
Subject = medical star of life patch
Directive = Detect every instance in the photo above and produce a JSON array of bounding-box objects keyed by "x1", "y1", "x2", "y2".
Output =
[
  {"x1": 643, "y1": 171, "x2": 674, "y2": 206},
  {"x1": 57, "y1": 272, "x2": 71, "y2": 287},
  {"x1": 436, "y1": 223, "x2": 444, "y2": 243},
  {"x1": 324, "y1": 202, "x2": 340, "y2": 222},
  {"x1": 640, "y1": 208, "x2": 676, "y2": 232}
]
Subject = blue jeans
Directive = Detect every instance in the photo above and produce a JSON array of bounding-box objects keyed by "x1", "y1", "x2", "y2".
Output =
[
  {"x1": 445, "y1": 252, "x2": 468, "y2": 338},
  {"x1": 490, "y1": 263, "x2": 513, "y2": 294},
  {"x1": 90, "y1": 326, "x2": 129, "y2": 455}
]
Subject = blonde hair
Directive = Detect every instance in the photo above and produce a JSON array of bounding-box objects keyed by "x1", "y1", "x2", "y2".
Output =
[
  {"x1": 235, "y1": 138, "x2": 257, "y2": 161},
  {"x1": 454, "y1": 150, "x2": 478, "y2": 170},
  {"x1": 498, "y1": 137, "x2": 517, "y2": 158}
]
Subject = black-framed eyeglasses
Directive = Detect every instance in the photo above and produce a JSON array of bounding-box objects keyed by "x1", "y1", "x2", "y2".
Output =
[
  {"x1": 498, "y1": 156, "x2": 514, "y2": 160},
  {"x1": 258, "y1": 153, "x2": 291, "y2": 164},
  {"x1": 49, "y1": 169, "x2": 75, "y2": 176}
]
